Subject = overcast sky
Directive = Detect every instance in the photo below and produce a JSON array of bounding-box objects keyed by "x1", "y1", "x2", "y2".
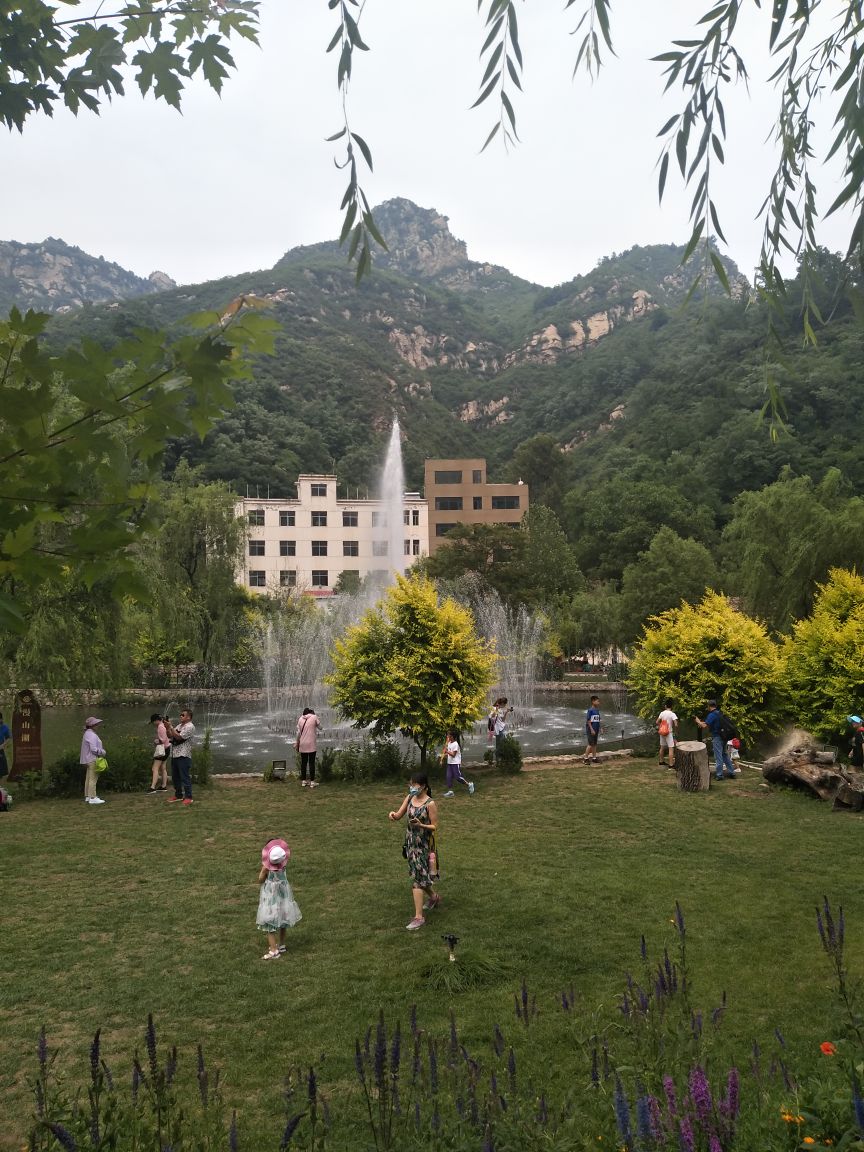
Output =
[{"x1": 3, "y1": 1, "x2": 851, "y2": 289}]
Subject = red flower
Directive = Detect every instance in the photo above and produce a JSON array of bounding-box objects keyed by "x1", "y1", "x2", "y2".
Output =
[{"x1": 820, "y1": 1041, "x2": 837, "y2": 1055}]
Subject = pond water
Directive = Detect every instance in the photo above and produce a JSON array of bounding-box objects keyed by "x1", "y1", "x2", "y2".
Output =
[{"x1": 30, "y1": 691, "x2": 655, "y2": 774}]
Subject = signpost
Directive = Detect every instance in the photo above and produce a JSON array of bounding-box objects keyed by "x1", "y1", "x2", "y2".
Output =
[{"x1": 10, "y1": 689, "x2": 42, "y2": 782}]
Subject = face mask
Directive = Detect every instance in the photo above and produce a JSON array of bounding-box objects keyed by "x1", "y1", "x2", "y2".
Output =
[{"x1": 408, "y1": 786, "x2": 421, "y2": 797}]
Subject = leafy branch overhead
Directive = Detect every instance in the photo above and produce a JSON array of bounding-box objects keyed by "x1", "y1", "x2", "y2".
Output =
[
  {"x1": 0, "y1": 0, "x2": 259, "y2": 128},
  {"x1": 473, "y1": 0, "x2": 524, "y2": 152},
  {"x1": 0, "y1": 300, "x2": 277, "y2": 631},
  {"x1": 326, "y1": 0, "x2": 387, "y2": 280}
]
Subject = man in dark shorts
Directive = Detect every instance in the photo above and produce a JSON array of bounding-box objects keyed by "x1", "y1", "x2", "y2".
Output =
[{"x1": 582, "y1": 696, "x2": 602, "y2": 763}]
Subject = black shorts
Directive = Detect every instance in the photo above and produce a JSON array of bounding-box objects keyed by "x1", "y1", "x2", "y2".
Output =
[{"x1": 586, "y1": 732, "x2": 598, "y2": 747}]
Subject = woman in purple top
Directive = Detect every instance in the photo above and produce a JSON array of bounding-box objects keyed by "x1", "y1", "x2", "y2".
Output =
[{"x1": 79, "y1": 716, "x2": 106, "y2": 805}]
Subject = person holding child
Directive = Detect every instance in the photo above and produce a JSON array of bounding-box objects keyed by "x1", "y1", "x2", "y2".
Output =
[
  {"x1": 440, "y1": 730, "x2": 474, "y2": 797},
  {"x1": 257, "y1": 837, "x2": 302, "y2": 960},
  {"x1": 388, "y1": 773, "x2": 440, "y2": 931}
]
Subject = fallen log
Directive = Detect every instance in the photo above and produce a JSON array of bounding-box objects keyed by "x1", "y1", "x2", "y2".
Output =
[{"x1": 762, "y1": 744, "x2": 858, "y2": 802}]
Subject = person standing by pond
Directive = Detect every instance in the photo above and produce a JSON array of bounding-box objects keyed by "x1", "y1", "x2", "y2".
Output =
[
  {"x1": 79, "y1": 716, "x2": 106, "y2": 805},
  {"x1": 695, "y1": 701, "x2": 736, "y2": 781},
  {"x1": 296, "y1": 707, "x2": 322, "y2": 789},
  {"x1": 582, "y1": 696, "x2": 602, "y2": 764},
  {"x1": 166, "y1": 709, "x2": 195, "y2": 805},
  {"x1": 148, "y1": 713, "x2": 170, "y2": 793},
  {"x1": 490, "y1": 697, "x2": 513, "y2": 764},
  {"x1": 388, "y1": 773, "x2": 440, "y2": 930}
]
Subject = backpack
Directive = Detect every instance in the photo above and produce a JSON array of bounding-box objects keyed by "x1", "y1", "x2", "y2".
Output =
[
  {"x1": 718, "y1": 713, "x2": 739, "y2": 743},
  {"x1": 658, "y1": 718, "x2": 670, "y2": 736}
]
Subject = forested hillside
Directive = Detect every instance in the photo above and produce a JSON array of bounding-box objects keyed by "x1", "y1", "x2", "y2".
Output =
[{"x1": 21, "y1": 200, "x2": 863, "y2": 680}]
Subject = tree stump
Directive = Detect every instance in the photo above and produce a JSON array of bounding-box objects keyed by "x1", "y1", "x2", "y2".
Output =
[{"x1": 675, "y1": 740, "x2": 710, "y2": 792}]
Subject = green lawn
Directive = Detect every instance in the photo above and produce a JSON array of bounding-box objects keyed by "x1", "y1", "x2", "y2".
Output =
[{"x1": 2, "y1": 759, "x2": 861, "y2": 1149}]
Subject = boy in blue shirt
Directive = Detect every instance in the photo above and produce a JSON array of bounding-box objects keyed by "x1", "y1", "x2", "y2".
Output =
[{"x1": 582, "y1": 696, "x2": 602, "y2": 764}]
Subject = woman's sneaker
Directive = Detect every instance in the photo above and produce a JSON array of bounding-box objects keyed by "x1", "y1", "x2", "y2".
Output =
[
  {"x1": 443, "y1": 790, "x2": 455, "y2": 798},
  {"x1": 467, "y1": 781, "x2": 475, "y2": 795},
  {"x1": 406, "y1": 917, "x2": 425, "y2": 931}
]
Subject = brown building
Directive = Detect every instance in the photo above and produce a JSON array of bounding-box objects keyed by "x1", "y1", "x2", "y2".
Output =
[{"x1": 424, "y1": 458, "x2": 529, "y2": 554}]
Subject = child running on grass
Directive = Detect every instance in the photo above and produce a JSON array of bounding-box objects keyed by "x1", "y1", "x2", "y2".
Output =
[
  {"x1": 257, "y1": 838, "x2": 302, "y2": 960},
  {"x1": 388, "y1": 773, "x2": 440, "y2": 930},
  {"x1": 440, "y1": 730, "x2": 474, "y2": 797}
]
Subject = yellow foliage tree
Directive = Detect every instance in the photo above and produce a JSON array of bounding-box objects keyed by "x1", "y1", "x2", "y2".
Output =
[
  {"x1": 627, "y1": 592, "x2": 783, "y2": 746},
  {"x1": 326, "y1": 573, "x2": 496, "y2": 766},
  {"x1": 782, "y1": 569, "x2": 864, "y2": 741}
]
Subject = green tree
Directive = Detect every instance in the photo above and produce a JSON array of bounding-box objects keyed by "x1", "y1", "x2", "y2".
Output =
[
  {"x1": 1, "y1": 0, "x2": 258, "y2": 130},
  {"x1": 557, "y1": 582, "x2": 624, "y2": 664},
  {"x1": 619, "y1": 527, "x2": 720, "y2": 644},
  {"x1": 423, "y1": 524, "x2": 527, "y2": 603},
  {"x1": 327, "y1": 573, "x2": 496, "y2": 766},
  {"x1": 722, "y1": 468, "x2": 864, "y2": 634},
  {"x1": 782, "y1": 568, "x2": 864, "y2": 742},
  {"x1": 509, "y1": 434, "x2": 571, "y2": 514},
  {"x1": 519, "y1": 506, "x2": 584, "y2": 607},
  {"x1": 627, "y1": 591, "x2": 783, "y2": 745}
]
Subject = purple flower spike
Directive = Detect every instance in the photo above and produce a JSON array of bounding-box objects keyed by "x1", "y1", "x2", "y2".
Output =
[
  {"x1": 708, "y1": 1133, "x2": 722, "y2": 1152},
  {"x1": 145, "y1": 1014, "x2": 158, "y2": 1084},
  {"x1": 48, "y1": 1124, "x2": 77, "y2": 1151},
  {"x1": 726, "y1": 1068, "x2": 740, "y2": 1120},
  {"x1": 614, "y1": 1075, "x2": 632, "y2": 1144},
  {"x1": 374, "y1": 1012, "x2": 386, "y2": 1091},
  {"x1": 648, "y1": 1094, "x2": 664, "y2": 1139},
  {"x1": 689, "y1": 1065, "x2": 713, "y2": 1124},
  {"x1": 493, "y1": 1024, "x2": 505, "y2": 1058},
  {"x1": 537, "y1": 1093, "x2": 548, "y2": 1125},
  {"x1": 663, "y1": 1075, "x2": 678, "y2": 1117},
  {"x1": 229, "y1": 1109, "x2": 238, "y2": 1152},
  {"x1": 853, "y1": 1081, "x2": 864, "y2": 1129},
  {"x1": 590, "y1": 1046, "x2": 599, "y2": 1086},
  {"x1": 307, "y1": 1066, "x2": 317, "y2": 1105},
  {"x1": 89, "y1": 1029, "x2": 101, "y2": 1085},
  {"x1": 675, "y1": 902, "x2": 686, "y2": 939},
  {"x1": 679, "y1": 1114, "x2": 695, "y2": 1152},
  {"x1": 507, "y1": 1047, "x2": 516, "y2": 1090},
  {"x1": 390, "y1": 1024, "x2": 402, "y2": 1080},
  {"x1": 636, "y1": 1092, "x2": 652, "y2": 1142},
  {"x1": 641, "y1": 934, "x2": 648, "y2": 961}
]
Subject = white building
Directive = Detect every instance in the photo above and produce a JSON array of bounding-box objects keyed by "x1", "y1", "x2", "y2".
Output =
[{"x1": 236, "y1": 474, "x2": 428, "y2": 597}]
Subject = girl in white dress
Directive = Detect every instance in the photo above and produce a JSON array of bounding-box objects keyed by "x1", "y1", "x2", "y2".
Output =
[{"x1": 257, "y1": 838, "x2": 302, "y2": 960}]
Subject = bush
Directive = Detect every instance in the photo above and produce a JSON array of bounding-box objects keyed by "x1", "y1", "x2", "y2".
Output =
[
  {"x1": 627, "y1": 591, "x2": 783, "y2": 745},
  {"x1": 495, "y1": 733, "x2": 523, "y2": 774},
  {"x1": 782, "y1": 568, "x2": 864, "y2": 741},
  {"x1": 329, "y1": 738, "x2": 414, "y2": 783}
]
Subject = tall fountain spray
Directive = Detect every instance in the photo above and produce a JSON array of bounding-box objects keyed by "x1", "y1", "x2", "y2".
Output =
[{"x1": 379, "y1": 417, "x2": 406, "y2": 581}]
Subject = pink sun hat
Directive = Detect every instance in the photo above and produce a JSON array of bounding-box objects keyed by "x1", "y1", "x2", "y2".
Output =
[{"x1": 262, "y1": 838, "x2": 290, "y2": 870}]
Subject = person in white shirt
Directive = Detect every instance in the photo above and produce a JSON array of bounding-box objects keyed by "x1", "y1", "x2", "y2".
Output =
[
  {"x1": 656, "y1": 700, "x2": 679, "y2": 768},
  {"x1": 440, "y1": 730, "x2": 474, "y2": 798}
]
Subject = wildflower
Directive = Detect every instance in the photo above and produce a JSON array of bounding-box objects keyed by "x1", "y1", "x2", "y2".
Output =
[
  {"x1": 663, "y1": 1075, "x2": 678, "y2": 1117},
  {"x1": 679, "y1": 1114, "x2": 695, "y2": 1152},
  {"x1": 47, "y1": 1125, "x2": 76, "y2": 1151},
  {"x1": 803, "y1": 1139, "x2": 815, "y2": 1145},
  {"x1": 390, "y1": 1024, "x2": 401, "y2": 1080},
  {"x1": 374, "y1": 1011, "x2": 386, "y2": 1090},
  {"x1": 689, "y1": 1065, "x2": 713, "y2": 1125},
  {"x1": 821, "y1": 1041, "x2": 837, "y2": 1055},
  {"x1": 89, "y1": 1029, "x2": 101, "y2": 1085},
  {"x1": 145, "y1": 1014, "x2": 158, "y2": 1084},
  {"x1": 613, "y1": 1075, "x2": 632, "y2": 1146},
  {"x1": 280, "y1": 1112, "x2": 305, "y2": 1149},
  {"x1": 229, "y1": 1110, "x2": 238, "y2": 1152}
]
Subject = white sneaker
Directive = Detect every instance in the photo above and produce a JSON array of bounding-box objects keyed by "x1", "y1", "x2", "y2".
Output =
[
  {"x1": 301, "y1": 780, "x2": 308, "y2": 787},
  {"x1": 468, "y1": 781, "x2": 475, "y2": 795},
  {"x1": 84, "y1": 798, "x2": 92, "y2": 803},
  {"x1": 443, "y1": 790, "x2": 455, "y2": 798},
  {"x1": 309, "y1": 781, "x2": 319, "y2": 789},
  {"x1": 89, "y1": 797, "x2": 105, "y2": 805}
]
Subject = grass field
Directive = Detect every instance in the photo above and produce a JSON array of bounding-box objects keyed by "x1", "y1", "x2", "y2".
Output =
[{"x1": 3, "y1": 757, "x2": 862, "y2": 1149}]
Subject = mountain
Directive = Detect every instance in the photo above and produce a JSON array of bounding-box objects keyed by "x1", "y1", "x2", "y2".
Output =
[
  {"x1": 34, "y1": 198, "x2": 862, "y2": 588},
  {"x1": 0, "y1": 237, "x2": 176, "y2": 314}
]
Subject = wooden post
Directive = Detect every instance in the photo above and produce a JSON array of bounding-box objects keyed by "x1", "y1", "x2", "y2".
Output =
[
  {"x1": 675, "y1": 740, "x2": 710, "y2": 792},
  {"x1": 9, "y1": 688, "x2": 42, "y2": 782}
]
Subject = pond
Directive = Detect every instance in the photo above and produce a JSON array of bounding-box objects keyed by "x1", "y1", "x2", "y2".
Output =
[{"x1": 28, "y1": 691, "x2": 655, "y2": 774}]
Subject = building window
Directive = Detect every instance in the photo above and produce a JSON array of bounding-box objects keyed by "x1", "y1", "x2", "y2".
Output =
[
  {"x1": 249, "y1": 540, "x2": 265, "y2": 556},
  {"x1": 312, "y1": 511, "x2": 328, "y2": 527},
  {"x1": 311, "y1": 570, "x2": 329, "y2": 588},
  {"x1": 311, "y1": 482, "x2": 327, "y2": 497},
  {"x1": 412, "y1": 539, "x2": 421, "y2": 555},
  {"x1": 473, "y1": 496, "x2": 483, "y2": 510},
  {"x1": 342, "y1": 511, "x2": 358, "y2": 527},
  {"x1": 279, "y1": 510, "x2": 295, "y2": 527},
  {"x1": 491, "y1": 495, "x2": 521, "y2": 510},
  {"x1": 249, "y1": 570, "x2": 266, "y2": 587},
  {"x1": 435, "y1": 496, "x2": 463, "y2": 511},
  {"x1": 404, "y1": 539, "x2": 411, "y2": 555},
  {"x1": 371, "y1": 511, "x2": 386, "y2": 528},
  {"x1": 280, "y1": 571, "x2": 296, "y2": 588},
  {"x1": 343, "y1": 540, "x2": 359, "y2": 557},
  {"x1": 373, "y1": 541, "x2": 389, "y2": 556},
  {"x1": 312, "y1": 540, "x2": 328, "y2": 556},
  {"x1": 472, "y1": 469, "x2": 483, "y2": 483},
  {"x1": 279, "y1": 540, "x2": 296, "y2": 557},
  {"x1": 248, "y1": 509, "x2": 265, "y2": 526},
  {"x1": 412, "y1": 509, "x2": 420, "y2": 526},
  {"x1": 434, "y1": 470, "x2": 462, "y2": 484},
  {"x1": 403, "y1": 510, "x2": 410, "y2": 525},
  {"x1": 435, "y1": 523, "x2": 457, "y2": 537}
]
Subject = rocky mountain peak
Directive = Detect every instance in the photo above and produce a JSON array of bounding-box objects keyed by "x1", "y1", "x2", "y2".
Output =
[{"x1": 371, "y1": 198, "x2": 469, "y2": 278}]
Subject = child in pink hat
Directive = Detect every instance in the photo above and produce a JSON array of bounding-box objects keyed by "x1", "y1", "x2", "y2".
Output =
[{"x1": 257, "y1": 838, "x2": 302, "y2": 960}]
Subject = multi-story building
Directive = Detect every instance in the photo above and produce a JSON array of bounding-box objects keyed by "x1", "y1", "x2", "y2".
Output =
[
  {"x1": 424, "y1": 458, "x2": 529, "y2": 554},
  {"x1": 237, "y1": 474, "x2": 428, "y2": 596}
]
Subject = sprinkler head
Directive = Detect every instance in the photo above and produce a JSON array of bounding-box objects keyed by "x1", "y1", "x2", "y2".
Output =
[{"x1": 442, "y1": 933, "x2": 459, "y2": 962}]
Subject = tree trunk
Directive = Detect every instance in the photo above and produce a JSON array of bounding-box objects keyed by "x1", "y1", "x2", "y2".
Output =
[
  {"x1": 675, "y1": 740, "x2": 710, "y2": 793},
  {"x1": 762, "y1": 745, "x2": 849, "y2": 801}
]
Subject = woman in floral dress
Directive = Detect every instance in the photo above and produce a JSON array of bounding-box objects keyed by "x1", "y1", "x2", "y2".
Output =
[{"x1": 388, "y1": 773, "x2": 440, "y2": 930}]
